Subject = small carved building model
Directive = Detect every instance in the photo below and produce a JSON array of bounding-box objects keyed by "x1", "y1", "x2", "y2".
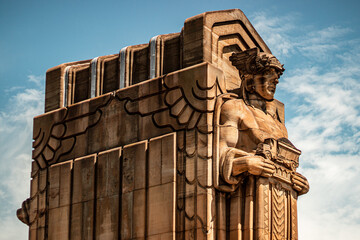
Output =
[{"x1": 17, "y1": 9, "x2": 308, "y2": 240}]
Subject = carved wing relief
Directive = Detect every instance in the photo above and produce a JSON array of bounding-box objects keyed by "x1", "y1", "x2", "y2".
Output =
[{"x1": 32, "y1": 95, "x2": 112, "y2": 168}]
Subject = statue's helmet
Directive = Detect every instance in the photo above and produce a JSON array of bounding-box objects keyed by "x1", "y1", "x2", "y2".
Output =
[{"x1": 229, "y1": 48, "x2": 285, "y2": 76}]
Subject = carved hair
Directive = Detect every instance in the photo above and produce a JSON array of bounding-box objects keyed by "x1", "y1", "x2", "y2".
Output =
[
  {"x1": 229, "y1": 48, "x2": 285, "y2": 76},
  {"x1": 229, "y1": 48, "x2": 285, "y2": 104}
]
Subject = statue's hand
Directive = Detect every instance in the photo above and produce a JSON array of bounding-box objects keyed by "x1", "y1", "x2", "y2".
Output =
[
  {"x1": 232, "y1": 155, "x2": 275, "y2": 178},
  {"x1": 246, "y1": 156, "x2": 275, "y2": 177},
  {"x1": 291, "y1": 172, "x2": 309, "y2": 195}
]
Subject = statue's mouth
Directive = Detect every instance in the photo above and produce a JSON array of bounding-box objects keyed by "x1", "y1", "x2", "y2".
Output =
[{"x1": 268, "y1": 86, "x2": 276, "y2": 93}]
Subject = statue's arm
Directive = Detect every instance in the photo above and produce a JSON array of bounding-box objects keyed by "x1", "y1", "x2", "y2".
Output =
[{"x1": 219, "y1": 101, "x2": 275, "y2": 185}]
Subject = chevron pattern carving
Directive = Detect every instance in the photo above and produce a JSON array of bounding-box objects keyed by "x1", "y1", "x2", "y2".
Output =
[{"x1": 271, "y1": 184, "x2": 286, "y2": 240}]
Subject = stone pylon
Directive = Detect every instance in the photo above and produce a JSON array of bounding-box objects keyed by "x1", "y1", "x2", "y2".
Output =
[{"x1": 17, "y1": 9, "x2": 308, "y2": 240}]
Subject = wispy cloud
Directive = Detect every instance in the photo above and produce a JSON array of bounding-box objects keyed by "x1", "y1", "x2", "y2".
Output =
[
  {"x1": 28, "y1": 74, "x2": 44, "y2": 87},
  {"x1": 285, "y1": 60, "x2": 360, "y2": 239},
  {"x1": 0, "y1": 75, "x2": 44, "y2": 240},
  {"x1": 252, "y1": 12, "x2": 298, "y2": 57},
  {"x1": 253, "y1": 12, "x2": 353, "y2": 62},
  {"x1": 4, "y1": 86, "x2": 25, "y2": 93},
  {"x1": 253, "y1": 11, "x2": 360, "y2": 239}
]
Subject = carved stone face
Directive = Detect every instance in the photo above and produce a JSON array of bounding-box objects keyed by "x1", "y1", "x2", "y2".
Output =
[{"x1": 253, "y1": 68, "x2": 279, "y2": 100}]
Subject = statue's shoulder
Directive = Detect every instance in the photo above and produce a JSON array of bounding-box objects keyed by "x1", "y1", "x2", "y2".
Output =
[
  {"x1": 225, "y1": 97, "x2": 243, "y2": 105},
  {"x1": 217, "y1": 94, "x2": 249, "y2": 123},
  {"x1": 220, "y1": 97, "x2": 246, "y2": 113}
]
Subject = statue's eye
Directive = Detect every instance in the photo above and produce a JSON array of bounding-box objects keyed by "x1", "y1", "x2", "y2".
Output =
[{"x1": 263, "y1": 69, "x2": 273, "y2": 75}]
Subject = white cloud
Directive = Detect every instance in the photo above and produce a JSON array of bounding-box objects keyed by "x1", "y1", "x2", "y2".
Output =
[
  {"x1": 0, "y1": 214, "x2": 28, "y2": 240},
  {"x1": 28, "y1": 74, "x2": 44, "y2": 87},
  {"x1": 253, "y1": 11, "x2": 360, "y2": 239},
  {"x1": 252, "y1": 12, "x2": 297, "y2": 58},
  {"x1": 286, "y1": 64, "x2": 360, "y2": 238},
  {"x1": 253, "y1": 13, "x2": 353, "y2": 62},
  {"x1": 4, "y1": 86, "x2": 25, "y2": 93},
  {"x1": 0, "y1": 75, "x2": 44, "y2": 240}
]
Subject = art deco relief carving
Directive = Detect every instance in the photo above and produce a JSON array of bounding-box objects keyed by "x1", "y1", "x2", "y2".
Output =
[
  {"x1": 32, "y1": 95, "x2": 110, "y2": 168},
  {"x1": 31, "y1": 63, "x2": 225, "y2": 169}
]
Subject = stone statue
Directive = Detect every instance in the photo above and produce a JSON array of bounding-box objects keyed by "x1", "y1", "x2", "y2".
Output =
[
  {"x1": 213, "y1": 47, "x2": 309, "y2": 239},
  {"x1": 218, "y1": 48, "x2": 309, "y2": 194}
]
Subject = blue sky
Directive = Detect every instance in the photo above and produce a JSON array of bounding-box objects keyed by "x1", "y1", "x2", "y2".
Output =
[{"x1": 1, "y1": 0, "x2": 359, "y2": 239}]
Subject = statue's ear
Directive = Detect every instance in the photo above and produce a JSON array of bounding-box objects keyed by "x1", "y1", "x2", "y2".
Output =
[{"x1": 244, "y1": 76, "x2": 255, "y2": 93}]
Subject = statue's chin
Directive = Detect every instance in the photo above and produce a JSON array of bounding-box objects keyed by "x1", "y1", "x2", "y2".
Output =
[
  {"x1": 262, "y1": 94, "x2": 275, "y2": 101},
  {"x1": 255, "y1": 89, "x2": 275, "y2": 101},
  {"x1": 263, "y1": 91, "x2": 275, "y2": 101}
]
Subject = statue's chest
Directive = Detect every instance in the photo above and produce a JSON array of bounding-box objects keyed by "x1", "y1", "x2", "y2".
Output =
[{"x1": 239, "y1": 107, "x2": 287, "y2": 140}]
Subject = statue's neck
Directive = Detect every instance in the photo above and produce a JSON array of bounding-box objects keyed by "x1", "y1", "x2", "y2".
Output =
[
  {"x1": 247, "y1": 93, "x2": 268, "y2": 112},
  {"x1": 247, "y1": 93, "x2": 278, "y2": 120}
]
